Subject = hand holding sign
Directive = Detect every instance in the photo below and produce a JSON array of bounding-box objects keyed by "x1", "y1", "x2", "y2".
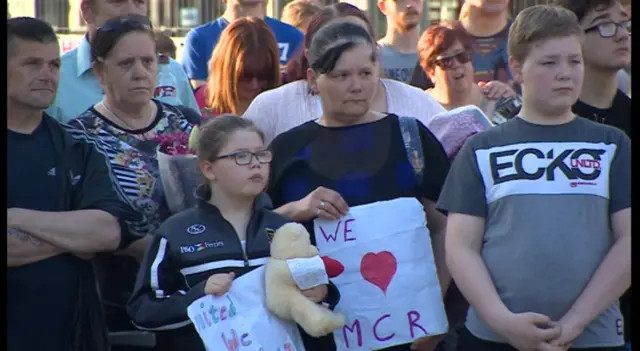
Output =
[
  {"x1": 205, "y1": 272, "x2": 235, "y2": 296},
  {"x1": 290, "y1": 187, "x2": 349, "y2": 221}
]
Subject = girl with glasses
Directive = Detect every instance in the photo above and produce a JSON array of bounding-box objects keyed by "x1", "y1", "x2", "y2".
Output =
[{"x1": 127, "y1": 116, "x2": 339, "y2": 351}]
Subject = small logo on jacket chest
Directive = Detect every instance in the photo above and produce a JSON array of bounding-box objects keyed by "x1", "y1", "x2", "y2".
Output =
[
  {"x1": 187, "y1": 224, "x2": 206, "y2": 235},
  {"x1": 180, "y1": 241, "x2": 224, "y2": 254}
]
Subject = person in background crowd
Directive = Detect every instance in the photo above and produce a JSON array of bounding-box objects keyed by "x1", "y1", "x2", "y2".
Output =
[
  {"x1": 194, "y1": 17, "x2": 282, "y2": 117},
  {"x1": 410, "y1": 0, "x2": 513, "y2": 90},
  {"x1": 128, "y1": 116, "x2": 340, "y2": 351},
  {"x1": 181, "y1": 0, "x2": 303, "y2": 89},
  {"x1": 268, "y1": 19, "x2": 450, "y2": 351},
  {"x1": 377, "y1": 0, "x2": 423, "y2": 82},
  {"x1": 7, "y1": 17, "x2": 141, "y2": 351},
  {"x1": 418, "y1": 21, "x2": 515, "y2": 120},
  {"x1": 281, "y1": 0, "x2": 324, "y2": 33},
  {"x1": 554, "y1": 1, "x2": 632, "y2": 348},
  {"x1": 65, "y1": 16, "x2": 201, "y2": 341},
  {"x1": 46, "y1": 0, "x2": 198, "y2": 123},
  {"x1": 154, "y1": 30, "x2": 177, "y2": 59},
  {"x1": 554, "y1": 0, "x2": 631, "y2": 136},
  {"x1": 244, "y1": 2, "x2": 446, "y2": 145},
  {"x1": 439, "y1": 5, "x2": 630, "y2": 351}
]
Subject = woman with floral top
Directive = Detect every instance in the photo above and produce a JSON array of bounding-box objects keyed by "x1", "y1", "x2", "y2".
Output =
[{"x1": 64, "y1": 16, "x2": 201, "y2": 337}]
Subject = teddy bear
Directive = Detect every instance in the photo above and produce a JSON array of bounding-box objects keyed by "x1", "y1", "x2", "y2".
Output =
[{"x1": 264, "y1": 222, "x2": 346, "y2": 338}]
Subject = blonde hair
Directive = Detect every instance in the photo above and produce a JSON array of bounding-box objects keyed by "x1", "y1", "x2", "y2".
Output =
[
  {"x1": 281, "y1": 0, "x2": 323, "y2": 32},
  {"x1": 508, "y1": 5, "x2": 582, "y2": 63}
]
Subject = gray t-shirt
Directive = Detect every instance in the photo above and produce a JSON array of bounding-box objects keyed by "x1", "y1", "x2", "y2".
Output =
[
  {"x1": 378, "y1": 43, "x2": 418, "y2": 83},
  {"x1": 437, "y1": 117, "x2": 630, "y2": 348}
]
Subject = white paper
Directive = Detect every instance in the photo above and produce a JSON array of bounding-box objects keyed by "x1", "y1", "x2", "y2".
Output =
[
  {"x1": 286, "y1": 256, "x2": 329, "y2": 290},
  {"x1": 187, "y1": 267, "x2": 306, "y2": 351},
  {"x1": 313, "y1": 198, "x2": 448, "y2": 351}
]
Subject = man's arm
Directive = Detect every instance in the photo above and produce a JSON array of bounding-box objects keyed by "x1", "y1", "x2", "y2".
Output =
[
  {"x1": 555, "y1": 208, "x2": 631, "y2": 331},
  {"x1": 7, "y1": 228, "x2": 63, "y2": 266},
  {"x1": 8, "y1": 208, "x2": 121, "y2": 254},
  {"x1": 423, "y1": 199, "x2": 450, "y2": 296}
]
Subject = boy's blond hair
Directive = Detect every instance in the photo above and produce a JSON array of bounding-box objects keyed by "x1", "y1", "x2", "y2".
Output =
[
  {"x1": 508, "y1": 5, "x2": 582, "y2": 63},
  {"x1": 281, "y1": 0, "x2": 323, "y2": 31}
]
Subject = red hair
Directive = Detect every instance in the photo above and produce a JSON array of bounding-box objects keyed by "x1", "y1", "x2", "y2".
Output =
[
  {"x1": 206, "y1": 17, "x2": 281, "y2": 114},
  {"x1": 418, "y1": 20, "x2": 473, "y2": 76}
]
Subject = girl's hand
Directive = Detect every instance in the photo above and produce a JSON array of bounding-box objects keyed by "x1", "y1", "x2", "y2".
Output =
[
  {"x1": 204, "y1": 272, "x2": 236, "y2": 296},
  {"x1": 478, "y1": 80, "x2": 515, "y2": 100},
  {"x1": 291, "y1": 186, "x2": 349, "y2": 222},
  {"x1": 301, "y1": 284, "x2": 328, "y2": 303}
]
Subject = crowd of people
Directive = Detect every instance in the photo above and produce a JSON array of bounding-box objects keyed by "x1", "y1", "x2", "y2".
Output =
[{"x1": 7, "y1": 0, "x2": 631, "y2": 350}]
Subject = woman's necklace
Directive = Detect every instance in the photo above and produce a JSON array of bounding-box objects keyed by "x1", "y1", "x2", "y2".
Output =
[{"x1": 99, "y1": 101, "x2": 157, "y2": 141}]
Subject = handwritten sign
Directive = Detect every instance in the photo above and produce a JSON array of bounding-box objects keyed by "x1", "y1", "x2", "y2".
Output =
[
  {"x1": 314, "y1": 198, "x2": 448, "y2": 350},
  {"x1": 286, "y1": 256, "x2": 329, "y2": 290},
  {"x1": 187, "y1": 267, "x2": 306, "y2": 351}
]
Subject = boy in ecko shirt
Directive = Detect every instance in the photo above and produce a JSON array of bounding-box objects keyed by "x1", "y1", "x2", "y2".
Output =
[
  {"x1": 181, "y1": 0, "x2": 304, "y2": 89},
  {"x1": 437, "y1": 5, "x2": 630, "y2": 351}
]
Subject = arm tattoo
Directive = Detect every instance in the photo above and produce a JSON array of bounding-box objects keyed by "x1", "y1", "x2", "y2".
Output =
[{"x1": 7, "y1": 228, "x2": 44, "y2": 247}]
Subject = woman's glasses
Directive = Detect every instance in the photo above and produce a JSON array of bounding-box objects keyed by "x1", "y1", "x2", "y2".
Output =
[
  {"x1": 584, "y1": 20, "x2": 631, "y2": 38},
  {"x1": 97, "y1": 15, "x2": 152, "y2": 33},
  {"x1": 432, "y1": 51, "x2": 472, "y2": 70},
  {"x1": 216, "y1": 150, "x2": 273, "y2": 165}
]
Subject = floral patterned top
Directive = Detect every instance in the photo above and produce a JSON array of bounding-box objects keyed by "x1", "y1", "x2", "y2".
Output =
[{"x1": 66, "y1": 100, "x2": 201, "y2": 237}]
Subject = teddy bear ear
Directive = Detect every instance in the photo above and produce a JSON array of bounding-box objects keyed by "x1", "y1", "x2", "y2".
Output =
[{"x1": 265, "y1": 228, "x2": 276, "y2": 243}]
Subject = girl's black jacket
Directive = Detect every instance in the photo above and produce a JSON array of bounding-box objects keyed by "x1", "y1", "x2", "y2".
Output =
[{"x1": 126, "y1": 188, "x2": 340, "y2": 351}]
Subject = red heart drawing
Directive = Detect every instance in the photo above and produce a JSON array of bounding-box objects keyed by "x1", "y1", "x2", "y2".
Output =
[
  {"x1": 321, "y1": 256, "x2": 345, "y2": 278},
  {"x1": 360, "y1": 251, "x2": 397, "y2": 295}
]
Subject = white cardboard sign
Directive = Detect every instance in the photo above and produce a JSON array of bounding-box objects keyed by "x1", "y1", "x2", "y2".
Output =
[
  {"x1": 187, "y1": 267, "x2": 306, "y2": 351},
  {"x1": 314, "y1": 198, "x2": 448, "y2": 350}
]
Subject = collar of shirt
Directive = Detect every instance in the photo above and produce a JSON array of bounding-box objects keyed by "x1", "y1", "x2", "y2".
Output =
[{"x1": 76, "y1": 35, "x2": 93, "y2": 77}]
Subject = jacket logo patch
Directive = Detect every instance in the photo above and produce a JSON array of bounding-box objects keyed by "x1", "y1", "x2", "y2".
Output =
[
  {"x1": 265, "y1": 228, "x2": 276, "y2": 243},
  {"x1": 187, "y1": 224, "x2": 206, "y2": 235},
  {"x1": 180, "y1": 241, "x2": 224, "y2": 254}
]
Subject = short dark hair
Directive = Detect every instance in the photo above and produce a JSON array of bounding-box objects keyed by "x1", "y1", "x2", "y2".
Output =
[
  {"x1": 7, "y1": 17, "x2": 58, "y2": 56},
  {"x1": 91, "y1": 15, "x2": 154, "y2": 62},
  {"x1": 553, "y1": 0, "x2": 617, "y2": 22}
]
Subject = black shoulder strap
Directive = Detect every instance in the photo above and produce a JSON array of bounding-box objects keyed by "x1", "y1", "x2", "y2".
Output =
[{"x1": 398, "y1": 116, "x2": 425, "y2": 188}]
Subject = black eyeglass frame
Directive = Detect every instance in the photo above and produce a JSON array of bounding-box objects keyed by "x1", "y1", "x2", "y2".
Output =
[
  {"x1": 215, "y1": 150, "x2": 273, "y2": 166},
  {"x1": 584, "y1": 20, "x2": 631, "y2": 38}
]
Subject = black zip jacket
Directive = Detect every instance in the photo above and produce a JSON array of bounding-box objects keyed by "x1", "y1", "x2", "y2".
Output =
[{"x1": 127, "y1": 187, "x2": 340, "y2": 351}]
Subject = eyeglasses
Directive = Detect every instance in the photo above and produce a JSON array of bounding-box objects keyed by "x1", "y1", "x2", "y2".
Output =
[
  {"x1": 216, "y1": 150, "x2": 273, "y2": 166},
  {"x1": 584, "y1": 20, "x2": 631, "y2": 38},
  {"x1": 432, "y1": 51, "x2": 472, "y2": 69},
  {"x1": 97, "y1": 15, "x2": 152, "y2": 33}
]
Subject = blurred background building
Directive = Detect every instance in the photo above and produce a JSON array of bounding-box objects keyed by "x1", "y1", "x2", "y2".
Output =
[{"x1": 8, "y1": 0, "x2": 553, "y2": 59}]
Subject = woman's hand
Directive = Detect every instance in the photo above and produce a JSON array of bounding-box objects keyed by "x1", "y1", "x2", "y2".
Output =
[
  {"x1": 478, "y1": 80, "x2": 515, "y2": 100},
  {"x1": 302, "y1": 284, "x2": 328, "y2": 303},
  {"x1": 204, "y1": 272, "x2": 236, "y2": 296},
  {"x1": 291, "y1": 186, "x2": 349, "y2": 221}
]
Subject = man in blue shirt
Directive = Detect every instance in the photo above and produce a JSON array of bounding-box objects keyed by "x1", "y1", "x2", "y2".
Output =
[
  {"x1": 46, "y1": 0, "x2": 199, "y2": 123},
  {"x1": 181, "y1": 0, "x2": 304, "y2": 88}
]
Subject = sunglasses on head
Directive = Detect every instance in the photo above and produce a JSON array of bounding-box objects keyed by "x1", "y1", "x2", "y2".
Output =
[
  {"x1": 432, "y1": 51, "x2": 472, "y2": 69},
  {"x1": 97, "y1": 15, "x2": 152, "y2": 33}
]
